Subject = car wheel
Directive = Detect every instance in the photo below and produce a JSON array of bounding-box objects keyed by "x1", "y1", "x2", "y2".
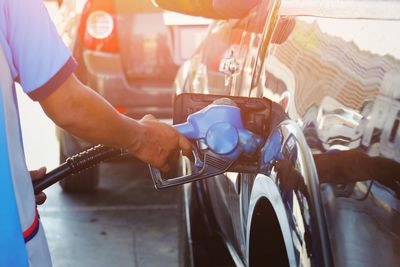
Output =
[{"x1": 58, "y1": 144, "x2": 100, "y2": 193}]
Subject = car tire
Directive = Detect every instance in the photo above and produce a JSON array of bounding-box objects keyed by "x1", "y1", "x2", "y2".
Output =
[{"x1": 58, "y1": 145, "x2": 100, "y2": 193}]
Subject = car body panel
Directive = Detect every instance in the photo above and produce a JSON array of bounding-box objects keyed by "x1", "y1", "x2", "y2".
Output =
[
  {"x1": 183, "y1": 1, "x2": 287, "y2": 264},
  {"x1": 114, "y1": 0, "x2": 179, "y2": 87},
  {"x1": 264, "y1": 3, "x2": 400, "y2": 266},
  {"x1": 263, "y1": 9, "x2": 400, "y2": 266},
  {"x1": 246, "y1": 174, "x2": 297, "y2": 266},
  {"x1": 175, "y1": 0, "x2": 400, "y2": 266},
  {"x1": 264, "y1": 6, "x2": 400, "y2": 266}
]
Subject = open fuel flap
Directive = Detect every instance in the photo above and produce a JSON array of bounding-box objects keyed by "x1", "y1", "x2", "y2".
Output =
[{"x1": 149, "y1": 93, "x2": 273, "y2": 189}]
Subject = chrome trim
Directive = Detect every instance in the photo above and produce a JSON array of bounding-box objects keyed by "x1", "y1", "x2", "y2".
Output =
[{"x1": 225, "y1": 241, "x2": 246, "y2": 267}]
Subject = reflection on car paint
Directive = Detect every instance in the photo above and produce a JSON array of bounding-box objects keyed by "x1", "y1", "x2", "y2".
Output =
[
  {"x1": 265, "y1": 17, "x2": 400, "y2": 157},
  {"x1": 263, "y1": 14, "x2": 400, "y2": 266},
  {"x1": 176, "y1": 1, "x2": 400, "y2": 266},
  {"x1": 260, "y1": 121, "x2": 316, "y2": 266}
]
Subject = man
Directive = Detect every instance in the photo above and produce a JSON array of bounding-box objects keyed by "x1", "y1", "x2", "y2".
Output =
[{"x1": 0, "y1": 0, "x2": 191, "y2": 266}]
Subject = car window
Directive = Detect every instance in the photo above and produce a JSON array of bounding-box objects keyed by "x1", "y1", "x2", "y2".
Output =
[
  {"x1": 231, "y1": 0, "x2": 279, "y2": 97},
  {"x1": 195, "y1": 19, "x2": 245, "y2": 95},
  {"x1": 114, "y1": 0, "x2": 179, "y2": 83},
  {"x1": 196, "y1": 0, "x2": 278, "y2": 97}
]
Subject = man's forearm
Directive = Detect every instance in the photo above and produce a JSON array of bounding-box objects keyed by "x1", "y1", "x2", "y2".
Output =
[
  {"x1": 39, "y1": 74, "x2": 143, "y2": 150},
  {"x1": 39, "y1": 73, "x2": 191, "y2": 170}
]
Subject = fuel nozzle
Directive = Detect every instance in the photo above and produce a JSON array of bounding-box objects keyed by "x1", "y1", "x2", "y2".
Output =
[
  {"x1": 175, "y1": 98, "x2": 262, "y2": 159},
  {"x1": 150, "y1": 98, "x2": 264, "y2": 189}
]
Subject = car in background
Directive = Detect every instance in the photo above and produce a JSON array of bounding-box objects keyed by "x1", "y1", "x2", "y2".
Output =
[
  {"x1": 154, "y1": 0, "x2": 400, "y2": 266},
  {"x1": 55, "y1": 0, "x2": 209, "y2": 192}
]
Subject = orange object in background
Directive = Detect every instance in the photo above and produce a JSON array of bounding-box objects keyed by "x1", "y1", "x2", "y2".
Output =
[
  {"x1": 80, "y1": 0, "x2": 119, "y2": 52},
  {"x1": 115, "y1": 106, "x2": 126, "y2": 114}
]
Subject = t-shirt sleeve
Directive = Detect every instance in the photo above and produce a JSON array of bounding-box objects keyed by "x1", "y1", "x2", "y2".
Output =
[{"x1": 6, "y1": 0, "x2": 77, "y2": 101}]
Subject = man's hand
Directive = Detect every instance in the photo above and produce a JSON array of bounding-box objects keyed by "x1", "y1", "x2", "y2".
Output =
[
  {"x1": 128, "y1": 115, "x2": 192, "y2": 172},
  {"x1": 30, "y1": 167, "x2": 47, "y2": 205}
]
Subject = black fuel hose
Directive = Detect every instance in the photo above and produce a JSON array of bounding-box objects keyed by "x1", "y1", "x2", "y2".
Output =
[{"x1": 33, "y1": 145, "x2": 128, "y2": 194}]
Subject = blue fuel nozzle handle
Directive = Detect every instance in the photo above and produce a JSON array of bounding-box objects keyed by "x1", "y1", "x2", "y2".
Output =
[
  {"x1": 173, "y1": 104, "x2": 263, "y2": 160},
  {"x1": 150, "y1": 103, "x2": 263, "y2": 189}
]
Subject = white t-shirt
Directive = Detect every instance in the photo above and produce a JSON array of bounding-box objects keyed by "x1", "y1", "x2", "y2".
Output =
[
  {"x1": 0, "y1": 0, "x2": 77, "y2": 101},
  {"x1": 0, "y1": 0, "x2": 77, "y2": 266}
]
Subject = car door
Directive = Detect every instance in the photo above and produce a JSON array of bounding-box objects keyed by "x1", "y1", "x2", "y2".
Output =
[
  {"x1": 199, "y1": 0, "x2": 281, "y2": 260},
  {"x1": 261, "y1": 2, "x2": 400, "y2": 266}
]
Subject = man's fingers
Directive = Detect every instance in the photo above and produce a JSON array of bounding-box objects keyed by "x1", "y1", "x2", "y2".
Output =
[
  {"x1": 170, "y1": 149, "x2": 180, "y2": 164},
  {"x1": 35, "y1": 192, "x2": 47, "y2": 205},
  {"x1": 142, "y1": 114, "x2": 156, "y2": 121},
  {"x1": 160, "y1": 163, "x2": 171, "y2": 173},
  {"x1": 37, "y1": 166, "x2": 46, "y2": 177},
  {"x1": 159, "y1": 148, "x2": 180, "y2": 173},
  {"x1": 30, "y1": 167, "x2": 47, "y2": 182},
  {"x1": 30, "y1": 167, "x2": 48, "y2": 204},
  {"x1": 179, "y1": 135, "x2": 192, "y2": 156}
]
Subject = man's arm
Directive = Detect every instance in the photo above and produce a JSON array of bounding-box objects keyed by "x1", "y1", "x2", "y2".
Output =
[
  {"x1": 4, "y1": 0, "x2": 190, "y2": 171},
  {"x1": 39, "y1": 74, "x2": 191, "y2": 171}
]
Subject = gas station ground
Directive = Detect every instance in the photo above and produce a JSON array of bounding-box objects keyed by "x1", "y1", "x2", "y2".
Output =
[
  {"x1": 38, "y1": 160, "x2": 181, "y2": 267},
  {"x1": 17, "y1": 84, "x2": 181, "y2": 267}
]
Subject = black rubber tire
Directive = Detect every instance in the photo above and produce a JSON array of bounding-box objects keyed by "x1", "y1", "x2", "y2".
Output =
[{"x1": 58, "y1": 145, "x2": 99, "y2": 193}]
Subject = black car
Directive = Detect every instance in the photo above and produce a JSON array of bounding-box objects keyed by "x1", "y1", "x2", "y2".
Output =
[{"x1": 155, "y1": 0, "x2": 400, "y2": 266}]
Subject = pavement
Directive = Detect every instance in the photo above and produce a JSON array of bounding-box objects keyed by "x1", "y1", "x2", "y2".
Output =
[
  {"x1": 17, "y1": 85, "x2": 181, "y2": 267},
  {"x1": 38, "y1": 160, "x2": 181, "y2": 267}
]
